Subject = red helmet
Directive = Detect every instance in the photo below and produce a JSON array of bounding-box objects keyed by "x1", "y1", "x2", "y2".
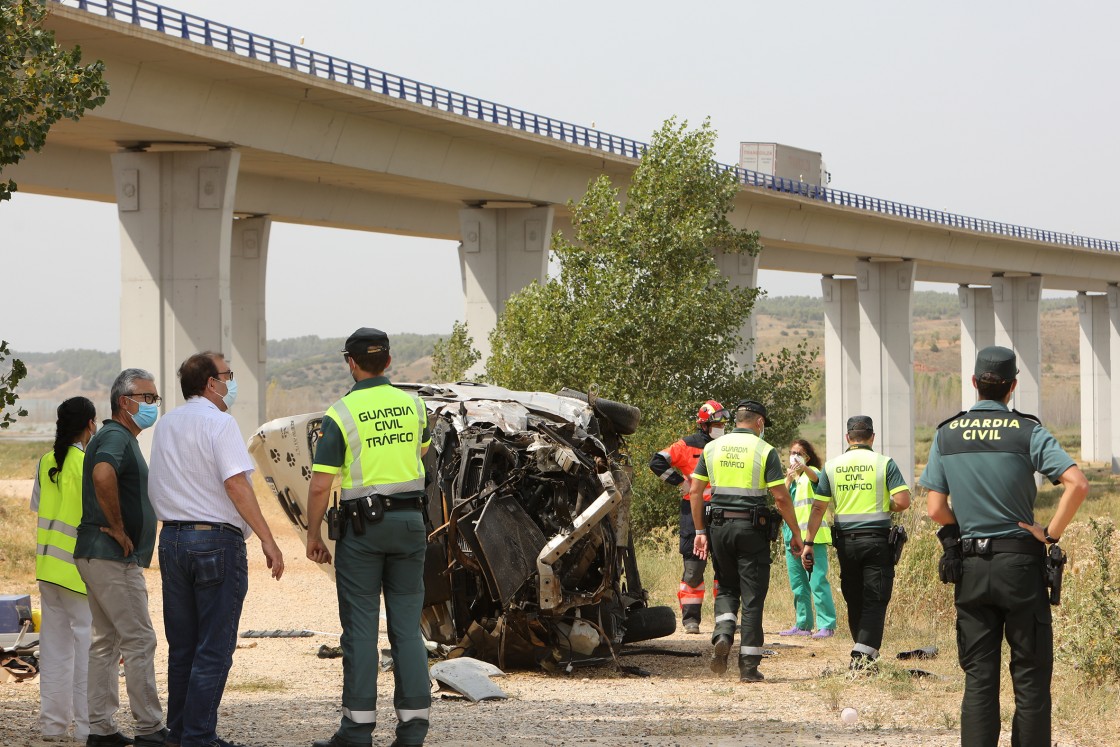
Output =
[{"x1": 697, "y1": 400, "x2": 729, "y2": 425}]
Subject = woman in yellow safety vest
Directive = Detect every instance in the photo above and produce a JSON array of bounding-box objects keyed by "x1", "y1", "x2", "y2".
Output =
[
  {"x1": 778, "y1": 439, "x2": 837, "y2": 638},
  {"x1": 30, "y1": 396, "x2": 97, "y2": 743}
]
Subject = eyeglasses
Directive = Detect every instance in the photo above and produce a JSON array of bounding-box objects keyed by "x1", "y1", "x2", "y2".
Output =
[
  {"x1": 213, "y1": 369, "x2": 234, "y2": 381},
  {"x1": 127, "y1": 393, "x2": 162, "y2": 406},
  {"x1": 341, "y1": 351, "x2": 352, "y2": 361}
]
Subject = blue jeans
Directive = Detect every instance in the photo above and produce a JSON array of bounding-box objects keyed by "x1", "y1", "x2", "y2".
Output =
[{"x1": 158, "y1": 524, "x2": 248, "y2": 747}]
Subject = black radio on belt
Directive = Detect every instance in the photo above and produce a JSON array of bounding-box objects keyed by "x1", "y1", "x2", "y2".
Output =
[{"x1": 326, "y1": 492, "x2": 343, "y2": 541}]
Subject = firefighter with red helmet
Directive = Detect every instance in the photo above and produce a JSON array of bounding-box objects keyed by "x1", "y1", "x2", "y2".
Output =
[{"x1": 649, "y1": 400, "x2": 729, "y2": 633}]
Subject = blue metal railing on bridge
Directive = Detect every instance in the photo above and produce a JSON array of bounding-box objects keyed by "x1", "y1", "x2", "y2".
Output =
[{"x1": 59, "y1": 0, "x2": 1120, "y2": 254}]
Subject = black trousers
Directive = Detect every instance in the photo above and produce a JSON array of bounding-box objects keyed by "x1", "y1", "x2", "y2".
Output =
[
  {"x1": 955, "y1": 553, "x2": 1052, "y2": 747},
  {"x1": 835, "y1": 533, "x2": 894, "y2": 655},
  {"x1": 710, "y1": 519, "x2": 770, "y2": 667}
]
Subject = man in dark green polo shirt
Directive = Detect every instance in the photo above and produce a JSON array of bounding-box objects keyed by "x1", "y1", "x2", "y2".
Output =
[
  {"x1": 305, "y1": 328, "x2": 431, "y2": 747},
  {"x1": 75, "y1": 368, "x2": 167, "y2": 747},
  {"x1": 920, "y1": 346, "x2": 1088, "y2": 747}
]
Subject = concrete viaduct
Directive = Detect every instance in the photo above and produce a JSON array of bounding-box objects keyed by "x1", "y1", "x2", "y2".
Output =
[{"x1": 11, "y1": 0, "x2": 1120, "y2": 481}]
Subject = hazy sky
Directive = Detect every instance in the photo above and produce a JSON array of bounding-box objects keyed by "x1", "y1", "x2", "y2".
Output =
[{"x1": 4, "y1": 0, "x2": 1116, "y2": 352}]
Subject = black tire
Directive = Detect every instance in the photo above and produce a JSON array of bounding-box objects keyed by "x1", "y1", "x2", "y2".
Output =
[
  {"x1": 556, "y1": 388, "x2": 642, "y2": 435},
  {"x1": 621, "y1": 605, "x2": 677, "y2": 643}
]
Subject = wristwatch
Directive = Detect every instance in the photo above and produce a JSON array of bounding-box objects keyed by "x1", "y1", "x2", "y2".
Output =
[{"x1": 1044, "y1": 526, "x2": 1059, "y2": 544}]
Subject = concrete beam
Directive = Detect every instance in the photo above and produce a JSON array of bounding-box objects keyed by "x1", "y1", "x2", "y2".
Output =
[
  {"x1": 458, "y1": 206, "x2": 552, "y2": 372},
  {"x1": 1109, "y1": 286, "x2": 1120, "y2": 473},
  {"x1": 857, "y1": 260, "x2": 916, "y2": 482},
  {"x1": 958, "y1": 286, "x2": 994, "y2": 409},
  {"x1": 1079, "y1": 293, "x2": 1111, "y2": 462},
  {"x1": 822, "y1": 276, "x2": 861, "y2": 461}
]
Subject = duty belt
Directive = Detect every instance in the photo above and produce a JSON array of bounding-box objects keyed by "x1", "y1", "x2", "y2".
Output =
[
  {"x1": 961, "y1": 537, "x2": 1044, "y2": 557},
  {"x1": 833, "y1": 527, "x2": 888, "y2": 540},
  {"x1": 710, "y1": 506, "x2": 771, "y2": 531},
  {"x1": 341, "y1": 495, "x2": 423, "y2": 512}
]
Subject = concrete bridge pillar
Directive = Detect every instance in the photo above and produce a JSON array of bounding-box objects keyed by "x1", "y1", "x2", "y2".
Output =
[
  {"x1": 1078, "y1": 292, "x2": 1112, "y2": 463},
  {"x1": 112, "y1": 148, "x2": 240, "y2": 438},
  {"x1": 991, "y1": 275, "x2": 1042, "y2": 417},
  {"x1": 229, "y1": 215, "x2": 271, "y2": 438},
  {"x1": 1109, "y1": 285, "x2": 1120, "y2": 473},
  {"x1": 958, "y1": 285, "x2": 994, "y2": 409},
  {"x1": 714, "y1": 249, "x2": 761, "y2": 368},
  {"x1": 822, "y1": 276, "x2": 861, "y2": 460},
  {"x1": 856, "y1": 259, "x2": 916, "y2": 482},
  {"x1": 458, "y1": 206, "x2": 553, "y2": 373}
]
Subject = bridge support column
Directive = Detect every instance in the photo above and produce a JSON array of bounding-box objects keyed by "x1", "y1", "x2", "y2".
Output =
[
  {"x1": 112, "y1": 149, "x2": 240, "y2": 434},
  {"x1": 229, "y1": 215, "x2": 271, "y2": 438},
  {"x1": 991, "y1": 275, "x2": 1042, "y2": 417},
  {"x1": 714, "y1": 249, "x2": 760, "y2": 368},
  {"x1": 822, "y1": 276, "x2": 861, "y2": 461},
  {"x1": 458, "y1": 206, "x2": 553, "y2": 374},
  {"x1": 857, "y1": 260, "x2": 916, "y2": 481},
  {"x1": 958, "y1": 286, "x2": 994, "y2": 409},
  {"x1": 1078, "y1": 292, "x2": 1112, "y2": 463},
  {"x1": 1109, "y1": 286, "x2": 1120, "y2": 473}
]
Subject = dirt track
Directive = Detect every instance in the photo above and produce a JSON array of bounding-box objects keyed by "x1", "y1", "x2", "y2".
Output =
[{"x1": 0, "y1": 482, "x2": 1087, "y2": 746}]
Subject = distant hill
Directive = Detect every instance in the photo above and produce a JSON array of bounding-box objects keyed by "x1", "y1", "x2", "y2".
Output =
[{"x1": 5, "y1": 294, "x2": 1081, "y2": 431}]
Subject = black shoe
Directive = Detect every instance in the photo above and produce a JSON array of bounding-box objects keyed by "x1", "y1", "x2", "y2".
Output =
[
  {"x1": 312, "y1": 737, "x2": 369, "y2": 747},
  {"x1": 135, "y1": 728, "x2": 168, "y2": 747},
  {"x1": 710, "y1": 634, "x2": 732, "y2": 675},
  {"x1": 87, "y1": 734, "x2": 135, "y2": 747},
  {"x1": 389, "y1": 742, "x2": 423, "y2": 747},
  {"x1": 739, "y1": 665, "x2": 765, "y2": 682},
  {"x1": 206, "y1": 740, "x2": 250, "y2": 747}
]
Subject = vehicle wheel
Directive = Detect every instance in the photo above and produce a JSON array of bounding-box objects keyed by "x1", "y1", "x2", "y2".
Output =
[
  {"x1": 621, "y1": 605, "x2": 677, "y2": 643},
  {"x1": 556, "y1": 388, "x2": 642, "y2": 435}
]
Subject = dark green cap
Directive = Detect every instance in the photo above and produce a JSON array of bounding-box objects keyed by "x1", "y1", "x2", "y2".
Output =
[
  {"x1": 975, "y1": 345, "x2": 1017, "y2": 381},
  {"x1": 342, "y1": 327, "x2": 390, "y2": 356},
  {"x1": 846, "y1": 415, "x2": 874, "y2": 433},
  {"x1": 735, "y1": 399, "x2": 772, "y2": 427}
]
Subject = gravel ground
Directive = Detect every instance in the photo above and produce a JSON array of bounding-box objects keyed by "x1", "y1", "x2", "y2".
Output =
[{"x1": 0, "y1": 482, "x2": 1089, "y2": 746}]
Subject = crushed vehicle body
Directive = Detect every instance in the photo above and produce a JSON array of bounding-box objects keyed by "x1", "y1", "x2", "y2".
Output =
[{"x1": 248, "y1": 382, "x2": 676, "y2": 670}]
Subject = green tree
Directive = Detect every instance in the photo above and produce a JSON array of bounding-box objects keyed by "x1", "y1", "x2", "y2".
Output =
[
  {"x1": 485, "y1": 118, "x2": 819, "y2": 530},
  {"x1": 431, "y1": 321, "x2": 480, "y2": 382},
  {"x1": 1, "y1": 0, "x2": 109, "y2": 203},
  {"x1": 1, "y1": 340, "x2": 28, "y2": 429}
]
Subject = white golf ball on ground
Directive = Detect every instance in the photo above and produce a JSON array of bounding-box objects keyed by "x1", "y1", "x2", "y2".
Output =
[{"x1": 841, "y1": 707, "x2": 858, "y2": 723}]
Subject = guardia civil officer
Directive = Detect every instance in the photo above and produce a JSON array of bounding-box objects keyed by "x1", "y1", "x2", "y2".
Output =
[
  {"x1": 919, "y1": 346, "x2": 1088, "y2": 747},
  {"x1": 801, "y1": 415, "x2": 910, "y2": 669},
  {"x1": 690, "y1": 400, "x2": 803, "y2": 683},
  {"x1": 305, "y1": 328, "x2": 431, "y2": 747}
]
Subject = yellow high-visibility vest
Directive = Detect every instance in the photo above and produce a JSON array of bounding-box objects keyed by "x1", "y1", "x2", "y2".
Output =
[
  {"x1": 35, "y1": 447, "x2": 87, "y2": 594},
  {"x1": 321, "y1": 385, "x2": 427, "y2": 499},
  {"x1": 703, "y1": 431, "x2": 773, "y2": 509},
  {"x1": 824, "y1": 447, "x2": 892, "y2": 529}
]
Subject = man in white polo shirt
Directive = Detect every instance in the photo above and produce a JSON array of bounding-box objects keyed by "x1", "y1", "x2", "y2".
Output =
[{"x1": 148, "y1": 352, "x2": 285, "y2": 747}]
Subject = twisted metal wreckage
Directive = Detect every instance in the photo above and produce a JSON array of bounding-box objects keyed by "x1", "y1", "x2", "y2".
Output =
[{"x1": 248, "y1": 383, "x2": 676, "y2": 671}]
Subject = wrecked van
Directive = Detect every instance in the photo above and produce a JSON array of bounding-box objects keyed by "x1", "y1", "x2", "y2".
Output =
[{"x1": 248, "y1": 383, "x2": 676, "y2": 670}]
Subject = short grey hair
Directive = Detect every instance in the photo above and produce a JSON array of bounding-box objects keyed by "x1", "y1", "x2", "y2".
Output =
[{"x1": 110, "y1": 368, "x2": 155, "y2": 415}]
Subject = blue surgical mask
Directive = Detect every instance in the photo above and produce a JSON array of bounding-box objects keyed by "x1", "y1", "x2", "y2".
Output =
[
  {"x1": 222, "y1": 378, "x2": 238, "y2": 409},
  {"x1": 129, "y1": 401, "x2": 158, "y2": 430}
]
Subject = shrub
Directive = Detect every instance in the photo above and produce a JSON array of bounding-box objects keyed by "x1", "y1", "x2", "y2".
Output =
[{"x1": 1056, "y1": 518, "x2": 1120, "y2": 683}]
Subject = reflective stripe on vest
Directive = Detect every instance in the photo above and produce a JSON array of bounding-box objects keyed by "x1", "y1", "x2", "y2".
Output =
[
  {"x1": 792, "y1": 473, "x2": 832, "y2": 543},
  {"x1": 825, "y1": 448, "x2": 891, "y2": 523},
  {"x1": 35, "y1": 448, "x2": 87, "y2": 595},
  {"x1": 325, "y1": 386, "x2": 427, "y2": 500},
  {"x1": 704, "y1": 432, "x2": 773, "y2": 500}
]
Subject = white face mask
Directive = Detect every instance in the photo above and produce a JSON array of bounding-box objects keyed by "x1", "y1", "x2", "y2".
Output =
[
  {"x1": 790, "y1": 453, "x2": 805, "y2": 469},
  {"x1": 709, "y1": 426, "x2": 725, "y2": 439}
]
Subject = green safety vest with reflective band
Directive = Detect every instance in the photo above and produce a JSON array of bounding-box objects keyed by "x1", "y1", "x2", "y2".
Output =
[
  {"x1": 35, "y1": 448, "x2": 87, "y2": 594},
  {"x1": 319, "y1": 385, "x2": 428, "y2": 500},
  {"x1": 793, "y1": 472, "x2": 831, "y2": 544},
  {"x1": 701, "y1": 432, "x2": 774, "y2": 510},
  {"x1": 823, "y1": 447, "x2": 892, "y2": 530}
]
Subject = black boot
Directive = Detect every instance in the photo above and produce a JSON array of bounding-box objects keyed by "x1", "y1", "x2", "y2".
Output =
[
  {"x1": 739, "y1": 661, "x2": 764, "y2": 682},
  {"x1": 710, "y1": 634, "x2": 732, "y2": 674}
]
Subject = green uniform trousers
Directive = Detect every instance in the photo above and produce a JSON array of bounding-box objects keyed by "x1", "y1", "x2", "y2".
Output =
[
  {"x1": 834, "y1": 532, "x2": 893, "y2": 657},
  {"x1": 334, "y1": 510, "x2": 431, "y2": 746},
  {"x1": 710, "y1": 518, "x2": 770, "y2": 667},
  {"x1": 955, "y1": 552, "x2": 1052, "y2": 747},
  {"x1": 782, "y1": 535, "x2": 837, "y2": 632}
]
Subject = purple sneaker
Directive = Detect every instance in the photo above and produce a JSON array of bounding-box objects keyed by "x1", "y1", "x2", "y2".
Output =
[
  {"x1": 811, "y1": 628, "x2": 835, "y2": 639},
  {"x1": 778, "y1": 626, "x2": 812, "y2": 637}
]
